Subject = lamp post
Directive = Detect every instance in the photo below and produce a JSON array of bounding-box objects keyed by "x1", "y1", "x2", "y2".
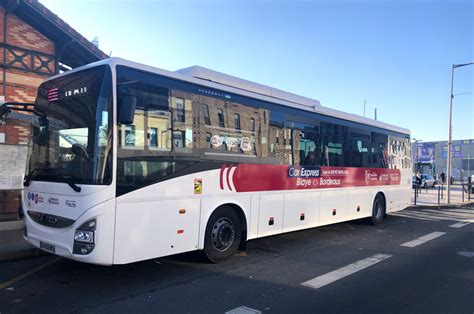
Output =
[
  {"x1": 447, "y1": 62, "x2": 474, "y2": 203},
  {"x1": 412, "y1": 138, "x2": 422, "y2": 174},
  {"x1": 468, "y1": 153, "x2": 471, "y2": 180},
  {"x1": 431, "y1": 141, "x2": 438, "y2": 177}
]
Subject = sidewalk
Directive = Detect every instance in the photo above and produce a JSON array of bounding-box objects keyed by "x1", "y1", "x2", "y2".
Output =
[
  {"x1": 0, "y1": 228, "x2": 44, "y2": 262},
  {"x1": 411, "y1": 184, "x2": 474, "y2": 208}
]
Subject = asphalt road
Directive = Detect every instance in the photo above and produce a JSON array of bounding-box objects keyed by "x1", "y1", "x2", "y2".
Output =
[{"x1": 1, "y1": 206, "x2": 473, "y2": 314}]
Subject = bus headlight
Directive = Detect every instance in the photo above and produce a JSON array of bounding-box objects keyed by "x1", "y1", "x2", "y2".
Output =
[
  {"x1": 73, "y1": 219, "x2": 96, "y2": 255},
  {"x1": 74, "y1": 230, "x2": 94, "y2": 243}
]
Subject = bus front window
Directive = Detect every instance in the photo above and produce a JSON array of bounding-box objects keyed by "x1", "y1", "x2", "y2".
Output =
[{"x1": 28, "y1": 65, "x2": 113, "y2": 187}]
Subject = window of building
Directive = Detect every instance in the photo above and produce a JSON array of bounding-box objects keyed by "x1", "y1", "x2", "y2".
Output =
[
  {"x1": 148, "y1": 127, "x2": 158, "y2": 147},
  {"x1": 176, "y1": 98, "x2": 185, "y2": 122},
  {"x1": 124, "y1": 125, "x2": 136, "y2": 146},
  {"x1": 206, "y1": 132, "x2": 212, "y2": 148},
  {"x1": 218, "y1": 108, "x2": 225, "y2": 127},
  {"x1": 202, "y1": 104, "x2": 210, "y2": 125},
  {"x1": 173, "y1": 130, "x2": 185, "y2": 148},
  {"x1": 234, "y1": 113, "x2": 241, "y2": 130}
]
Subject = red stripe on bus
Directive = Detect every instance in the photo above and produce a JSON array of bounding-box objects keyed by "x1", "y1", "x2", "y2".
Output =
[
  {"x1": 232, "y1": 165, "x2": 401, "y2": 193},
  {"x1": 219, "y1": 163, "x2": 226, "y2": 190},
  {"x1": 226, "y1": 164, "x2": 234, "y2": 191}
]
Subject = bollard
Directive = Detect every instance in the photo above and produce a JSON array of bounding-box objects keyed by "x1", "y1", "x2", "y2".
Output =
[
  {"x1": 462, "y1": 184, "x2": 464, "y2": 203},
  {"x1": 438, "y1": 185, "x2": 440, "y2": 205},
  {"x1": 468, "y1": 177, "x2": 472, "y2": 201},
  {"x1": 414, "y1": 186, "x2": 417, "y2": 205}
]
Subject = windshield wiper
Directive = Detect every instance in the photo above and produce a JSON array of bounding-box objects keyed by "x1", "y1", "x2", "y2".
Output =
[
  {"x1": 24, "y1": 168, "x2": 81, "y2": 193},
  {"x1": 60, "y1": 174, "x2": 81, "y2": 192}
]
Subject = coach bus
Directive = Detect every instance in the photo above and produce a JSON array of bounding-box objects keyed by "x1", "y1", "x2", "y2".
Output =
[{"x1": 18, "y1": 58, "x2": 411, "y2": 265}]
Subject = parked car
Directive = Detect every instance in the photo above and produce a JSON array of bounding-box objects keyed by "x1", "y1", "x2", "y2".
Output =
[
  {"x1": 412, "y1": 174, "x2": 435, "y2": 188},
  {"x1": 421, "y1": 174, "x2": 436, "y2": 188}
]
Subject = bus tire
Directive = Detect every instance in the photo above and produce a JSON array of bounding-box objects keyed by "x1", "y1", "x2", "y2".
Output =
[
  {"x1": 203, "y1": 206, "x2": 242, "y2": 263},
  {"x1": 370, "y1": 193, "x2": 385, "y2": 225}
]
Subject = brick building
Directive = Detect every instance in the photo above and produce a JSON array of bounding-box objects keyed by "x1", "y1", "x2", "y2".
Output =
[{"x1": 0, "y1": 0, "x2": 107, "y2": 225}]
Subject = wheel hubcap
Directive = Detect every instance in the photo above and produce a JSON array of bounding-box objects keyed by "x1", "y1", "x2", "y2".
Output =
[{"x1": 212, "y1": 218, "x2": 235, "y2": 252}]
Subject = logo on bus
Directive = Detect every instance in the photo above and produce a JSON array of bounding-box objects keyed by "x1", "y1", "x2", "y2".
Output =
[
  {"x1": 288, "y1": 166, "x2": 321, "y2": 178},
  {"x1": 365, "y1": 170, "x2": 378, "y2": 184}
]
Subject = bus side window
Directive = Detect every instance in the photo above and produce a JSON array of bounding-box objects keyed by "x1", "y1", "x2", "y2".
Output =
[
  {"x1": 320, "y1": 122, "x2": 346, "y2": 167},
  {"x1": 197, "y1": 95, "x2": 263, "y2": 160}
]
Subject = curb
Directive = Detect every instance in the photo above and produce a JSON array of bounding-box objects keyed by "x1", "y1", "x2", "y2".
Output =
[
  {"x1": 405, "y1": 201, "x2": 474, "y2": 211},
  {"x1": 0, "y1": 248, "x2": 46, "y2": 262},
  {"x1": 0, "y1": 220, "x2": 24, "y2": 231}
]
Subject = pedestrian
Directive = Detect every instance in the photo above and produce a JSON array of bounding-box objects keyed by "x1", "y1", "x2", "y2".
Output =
[
  {"x1": 415, "y1": 171, "x2": 422, "y2": 195},
  {"x1": 440, "y1": 172, "x2": 446, "y2": 184}
]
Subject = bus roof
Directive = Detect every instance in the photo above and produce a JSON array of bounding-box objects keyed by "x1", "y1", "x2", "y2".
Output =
[
  {"x1": 46, "y1": 57, "x2": 410, "y2": 136},
  {"x1": 175, "y1": 66, "x2": 322, "y2": 110}
]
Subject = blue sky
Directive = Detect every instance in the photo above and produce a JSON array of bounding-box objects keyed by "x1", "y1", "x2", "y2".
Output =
[{"x1": 41, "y1": 0, "x2": 473, "y2": 142}]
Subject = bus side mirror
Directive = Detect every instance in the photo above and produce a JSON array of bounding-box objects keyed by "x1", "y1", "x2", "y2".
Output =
[{"x1": 118, "y1": 95, "x2": 137, "y2": 125}]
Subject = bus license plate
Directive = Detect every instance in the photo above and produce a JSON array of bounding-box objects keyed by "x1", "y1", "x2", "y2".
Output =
[{"x1": 40, "y1": 241, "x2": 55, "y2": 254}]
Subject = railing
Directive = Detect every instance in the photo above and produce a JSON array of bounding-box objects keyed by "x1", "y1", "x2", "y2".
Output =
[
  {"x1": 412, "y1": 181, "x2": 471, "y2": 206},
  {"x1": 461, "y1": 178, "x2": 472, "y2": 203}
]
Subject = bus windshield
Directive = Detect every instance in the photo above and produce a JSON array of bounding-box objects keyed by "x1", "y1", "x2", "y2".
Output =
[{"x1": 28, "y1": 65, "x2": 113, "y2": 186}]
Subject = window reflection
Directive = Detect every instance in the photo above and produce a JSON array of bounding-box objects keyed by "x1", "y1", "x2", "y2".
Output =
[{"x1": 115, "y1": 66, "x2": 411, "y2": 196}]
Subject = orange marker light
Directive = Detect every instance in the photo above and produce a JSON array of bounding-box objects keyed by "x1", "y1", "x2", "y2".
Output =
[{"x1": 179, "y1": 209, "x2": 186, "y2": 214}]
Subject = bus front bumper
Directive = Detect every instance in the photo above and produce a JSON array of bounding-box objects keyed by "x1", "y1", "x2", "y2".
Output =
[{"x1": 23, "y1": 198, "x2": 116, "y2": 265}]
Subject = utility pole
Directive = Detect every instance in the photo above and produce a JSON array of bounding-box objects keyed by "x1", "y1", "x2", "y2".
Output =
[
  {"x1": 447, "y1": 61, "x2": 473, "y2": 203},
  {"x1": 447, "y1": 66, "x2": 454, "y2": 203},
  {"x1": 363, "y1": 100, "x2": 366, "y2": 117}
]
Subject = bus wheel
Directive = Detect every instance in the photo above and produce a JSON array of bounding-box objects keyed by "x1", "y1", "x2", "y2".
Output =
[
  {"x1": 204, "y1": 206, "x2": 242, "y2": 263},
  {"x1": 370, "y1": 194, "x2": 385, "y2": 225}
]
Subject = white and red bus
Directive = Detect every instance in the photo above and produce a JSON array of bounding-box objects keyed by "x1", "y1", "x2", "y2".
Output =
[{"x1": 19, "y1": 58, "x2": 411, "y2": 265}]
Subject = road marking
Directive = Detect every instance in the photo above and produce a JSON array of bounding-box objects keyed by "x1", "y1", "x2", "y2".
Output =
[
  {"x1": 457, "y1": 251, "x2": 474, "y2": 258},
  {"x1": 225, "y1": 306, "x2": 262, "y2": 314},
  {"x1": 400, "y1": 232, "x2": 446, "y2": 248},
  {"x1": 301, "y1": 253, "x2": 392, "y2": 290},
  {"x1": 0, "y1": 257, "x2": 61, "y2": 290},
  {"x1": 449, "y1": 221, "x2": 471, "y2": 228}
]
